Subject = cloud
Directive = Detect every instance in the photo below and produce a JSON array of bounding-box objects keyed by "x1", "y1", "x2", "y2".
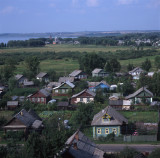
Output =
[
  {"x1": 0, "y1": 6, "x2": 14, "y2": 14},
  {"x1": 118, "y1": 0, "x2": 136, "y2": 5},
  {"x1": 86, "y1": 0, "x2": 99, "y2": 7}
]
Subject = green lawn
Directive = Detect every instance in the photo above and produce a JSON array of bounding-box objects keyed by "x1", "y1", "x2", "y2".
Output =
[
  {"x1": 119, "y1": 111, "x2": 158, "y2": 123},
  {"x1": 0, "y1": 111, "x2": 14, "y2": 121}
]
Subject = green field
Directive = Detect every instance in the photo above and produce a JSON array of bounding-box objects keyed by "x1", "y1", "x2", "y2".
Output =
[
  {"x1": 0, "y1": 44, "x2": 148, "y2": 54},
  {"x1": 119, "y1": 111, "x2": 158, "y2": 123},
  {"x1": 16, "y1": 59, "x2": 79, "y2": 74}
]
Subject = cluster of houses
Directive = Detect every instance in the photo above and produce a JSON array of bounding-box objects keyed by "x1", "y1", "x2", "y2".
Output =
[{"x1": 4, "y1": 66, "x2": 156, "y2": 111}]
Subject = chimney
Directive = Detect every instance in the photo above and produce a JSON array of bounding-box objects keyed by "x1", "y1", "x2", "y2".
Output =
[
  {"x1": 20, "y1": 112, "x2": 23, "y2": 116},
  {"x1": 75, "y1": 133, "x2": 79, "y2": 140},
  {"x1": 73, "y1": 143, "x2": 78, "y2": 150}
]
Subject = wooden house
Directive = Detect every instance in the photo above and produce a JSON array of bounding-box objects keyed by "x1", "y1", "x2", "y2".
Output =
[
  {"x1": 109, "y1": 100, "x2": 131, "y2": 110},
  {"x1": 91, "y1": 106, "x2": 128, "y2": 139},
  {"x1": 28, "y1": 89, "x2": 51, "y2": 104},
  {"x1": 3, "y1": 109, "x2": 43, "y2": 134},
  {"x1": 88, "y1": 81, "x2": 110, "y2": 92},
  {"x1": 125, "y1": 87, "x2": 153, "y2": 105},
  {"x1": 69, "y1": 70, "x2": 87, "y2": 80},
  {"x1": 36, "y1": 72, "x2": 49, "y2": 83},
  {"x1": 15, "y1": 74, "x2": 28, "y2": 87},
  {"x1": 62, "y1": 130, "x2": 104, "y2": 158},
  {"x1": 7, "y1": 101, "x2": 19, "y2": 110},
  {"x1": 92, "y1": 68, "x2": 109, "y2": 77},
  {"x1": 47, "y1": 82, "x2": 61, "y2": 89},
  {"x1": 53, "y1": 81, "x2": 75, "y2": 96},
  {"x1": 129, "y1": 67, "x2": 145, "y2": 80},
  {"x1": 70, "y1": 89, "x2": 96, "y2": 104}
]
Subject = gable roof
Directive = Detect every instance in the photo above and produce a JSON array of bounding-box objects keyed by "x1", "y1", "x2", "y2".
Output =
[
  {"x1": 47, "y1": 82, "x2": 61, "y2": 88},
  {"x1": 125, "y1": 87, "x2": 153, "y2": 99},
  {"x1": 39, "y1": 89, "x2": 51, "y2": 97},
  {"x1": 15, "y1": 74, "x2": 23, "y2": 80},
  {"x1": 129, "y1": 67, "x2": 144, "y2": 74},
  {"x1": 58, "y1": 77, "x2": 75, "y2": 83},
  {"x1": 23, "y1": 81, "x2": 34, "y2": 86},
  {"x1": 92, "y1": 68, "x2": 103, "y2": 74},
  {"x1": 91, "y1": 106, "x2": 128, "y2": 126},
  {"x1": 36, "y1": 72, "x2": 48, "y2": 78},
  {"x1": 53, "y1": 81, "x2": 75, "y2": 90},
  {"x1": 69, "y1": 70, "x2": 82, "y2": 77},
  {"x1": 4, "y1": 109, "x2": 43, "y2": 129},
  {"x1": 88, "y1": 81, "x2": 110, "y2": 88},
  {"x1": 64, "y1": 130, "x2": 104, "y2": 158},
  {"x1": 71, "y1": 89, "x2": 96, "y2": 98}
]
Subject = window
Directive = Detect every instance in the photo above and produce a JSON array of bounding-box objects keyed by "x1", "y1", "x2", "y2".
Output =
[
  {"x1": 32, "y1": 98, "x2": 35, "y2": 102},
  {"x1": 112, "y1": 128, "x2": 117, "y2": 134},
  {"x1": 87, "y1": 98, "x2": 90, "y2": 102},
  {"x1": 62, "y1": 89, "x2": 65, "y2": 93},
  {"x1": 38, "y1": 98, "x2": 40, "y2": 102},
  {"x1": 55, "y1": 90, "x2": 58, "y2": 93},
  {"x1": 97, "y1": 128, "x2": 101, "y2": 134},
  {"x1": 41, "y1": 98, "x2": 44, "y2": 102},
  {"x1": 105, "y1": 128, "x2": 109, "y2": 134},
  {"x1": 80, "y1": 98, "x2": 83, "y2": 102}
]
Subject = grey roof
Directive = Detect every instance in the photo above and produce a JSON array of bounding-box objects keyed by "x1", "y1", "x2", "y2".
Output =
[
  {"x1": 39, "y1": 89, "x2": 51, "y2": 97},
  {"x1": 92, "y1": 68, "x2": 103, "y2": 74},
  {"x1": 47, "y1": 82, "x2": 61, "y2": 88},
  {"x1": 91, "y1": 106, "x2": 128, "y2": 126},
  {"x1": 65, "y1": 130, "x2": 104, "y2": 158},
  {"x1": 125, "y1": 87, "x2": 153, "y2": 99},
  {"x1": 32, "y1": 120, "x2": 43, "y2": 129},
  {"x1": 129, "y1": 67, "x2": 144, "y2": 74},
  {"x1": 36, "y1": 72, "x2": 48, "y2": 78},
  {"x1": 57, "y1": 102, "x2": 69, "y2": 107},
  {"x1": 88, "y1": 81, "x2": 110, "y2": 87},
  {"x1": 71, "y1": 89, "x2": 96, "y2": 98},
  {"x1": 7, "y1": 101, "x2": 18, "y2": 106},
  {"x1": 53, "y1": 81, "x2": 75, "y2": 90},
  {"x1": 23, "y1": 81, "x2": 34, "y2": 86},
  {"x1": 14, "y1": 109, "x2": 40, "y2": 127},
  {"x1": 11, "y1": 96, "x2": 19, "y2": 101},
  {"x1": 58, "y1": 77, "x2": 75, "y2": 83},
  {"x1": 15, "y1": 74, "x2": 23, "y2": 80},
  {"x1": 109, "y1": 100, "x2": 123, "y2": 106},
  {"x1": 69, "y1": 70, "x2": 82, "y2": 77}
]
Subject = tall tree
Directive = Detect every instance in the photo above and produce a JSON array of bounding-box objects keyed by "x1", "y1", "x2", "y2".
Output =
[
  {"x1": 141, "y1": 58, "x2": 151, "y2": 72},
  {"x1": 104, "y1": 59, "x2": 121, "y2": 72},
  {"x1": 25, "y1": 56, "x2": 40, "y2": 79},
  {"x1": 155, "y1": 56, "x2": 160, "y2": 70}
]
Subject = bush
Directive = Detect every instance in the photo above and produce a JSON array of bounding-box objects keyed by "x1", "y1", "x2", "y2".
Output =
[
  {"x1": 119, "y1": 147, "x2": 139, "y2": 158},
  {"x1": 149, "y1": 148, "x2": 160, "y2": 158},
  {"x1": 98, "y1": 133, "x2": 115, "y2": 142},
  {"x1": 3, "y1": 131, "x2": 24, "y2": 141}
]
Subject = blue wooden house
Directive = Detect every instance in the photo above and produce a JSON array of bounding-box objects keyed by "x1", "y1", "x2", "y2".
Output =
[
  {"x1": 88, "y1": 81, "x2": 110, "y2": 93},
  {"x1": 91, "y1": 106, "x2": 128, "y2": 139}
]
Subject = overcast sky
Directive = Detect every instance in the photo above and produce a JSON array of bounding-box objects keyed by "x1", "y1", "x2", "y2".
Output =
[{"x1": 0, "y1": 0, "x2": 160, "y2": 33}]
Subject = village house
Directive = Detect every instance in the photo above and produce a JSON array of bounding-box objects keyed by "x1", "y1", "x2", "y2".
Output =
[
  {"x1": 53, "y1": 81, "x2": 75, "y2": 96},
  {"x1": 36, "y1": 72, "x2": 49, "y2": 83},
  {"x1": 91, "y1": 106, "x2": 128, "y2": 139},
  {"x1": 58, "y1": 76, "x2": 75, "y2": 83},
  {"x1": 88, "y1": 81, "x2": 110, "y2": 92},
  {"x1": 7, "y1": 101, "x2": 19, "y2": 110},
  {"x1": 92, "y1": 68, "x2": 109, "y2": 77},
  {"x1": 15, "y1": 74, "x2": 28, "y2": 87},
  {"x1": 69, "y1": 70, "x2": 87, "y2": 80},
  {"x1": 3, "y1": 109, "x2": 43, "y2": 134},
  {"x1": 62, "y1": 130, "x2": 104, "y2": 158},
  {"x1": 129, "y1": 67, "x2": 145, "y2": 80},
  {"x1": 125, "y1": 87, "x2": 153, "y2": 105},
  {"x1": 70, "y1": 89, "x2": 96, "y2": 104},
  {"x1": 28, "y1": 89, "x2": 51, "y2": 104},
  {"x1": 47, "y1": 82, "x2": 61, "y2": 89}
]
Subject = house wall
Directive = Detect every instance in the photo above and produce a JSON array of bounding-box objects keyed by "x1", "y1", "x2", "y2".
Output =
[{"x1": 93, "y1": 126, "x2": 120, "y2": 139}]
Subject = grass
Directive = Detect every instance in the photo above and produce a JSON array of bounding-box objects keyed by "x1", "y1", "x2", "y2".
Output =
[
  {"x1": 119, "y1": 111, "x2": 158, "y2": 123},
  {"x1": 0, "y1": 111, "x2": 14, "y2": 121},
  {"x1": 0, "y1": 44, "x2": 133, "y2": 54},
  {"x1": 16, "y1": 59, "x2": 79, "y2": 74}
]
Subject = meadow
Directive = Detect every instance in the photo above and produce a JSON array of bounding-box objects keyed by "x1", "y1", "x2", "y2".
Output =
[{"x1": 0, "y1": 44, "x2": 150, "y2": 54}]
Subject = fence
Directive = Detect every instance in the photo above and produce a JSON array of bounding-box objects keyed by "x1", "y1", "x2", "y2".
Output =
[{"x1": 124, "y1": 135, "x2": 157, "y2": 142}]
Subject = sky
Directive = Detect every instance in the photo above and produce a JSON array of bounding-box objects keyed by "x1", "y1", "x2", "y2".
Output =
[{"x1": 0, "y1": 0, "x2": 160, "y2": 33}]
